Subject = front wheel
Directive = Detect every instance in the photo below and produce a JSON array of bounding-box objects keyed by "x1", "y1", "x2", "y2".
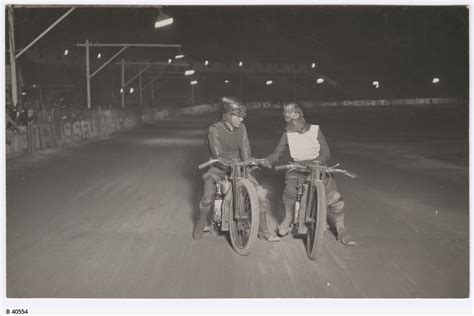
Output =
[
  {"x1": 306, "y1": 180, "x2": 327, "y2": 261},
  {"x1": 229, "y1": 179, "x2": 260, "y2": 255}
]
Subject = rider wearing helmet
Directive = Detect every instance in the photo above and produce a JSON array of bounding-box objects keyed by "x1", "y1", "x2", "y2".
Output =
[
  {"x1": 261, "y1": 102, "x2": 356, "y2": 246},
  {"x1": 193, "y1": 96, "x2": 280, "y2": 242}
]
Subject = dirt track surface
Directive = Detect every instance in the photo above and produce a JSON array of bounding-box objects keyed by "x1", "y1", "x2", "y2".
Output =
[{"x1": 6, "y1": 108, "x2": 469, "y2": 298}]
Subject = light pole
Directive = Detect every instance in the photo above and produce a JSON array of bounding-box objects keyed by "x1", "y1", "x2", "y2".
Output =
[
  {"x1": 121, "y1": 59, "x2": 125, "y2": 108},
  {"x1": 293, "y1": 70, "x2": 297, "y2": 102},
  {"x1": 238, "y1": 61, "x2": 243, "y2": 100},
  {"x1": 7, "y1": 6, "x2": 17, "y2": 107},
  {"x1": 85, "y1": 39, "x2": 91, "y2": 109},
  {"x1": 39, "y1": 87, "x2": 43, "y2": 110},
  {"x1": 139, "y1": 73, "x2": 142, "y2": 107},
  {"x1": 7, "y1": 6, "x2": 76, "y2": 108},
  {"x1": 190, "y1": 80, "x2": 198, "y2": 105},
  {"x1": 239, "y1": 70, "x2": 242, "y2": 99}
]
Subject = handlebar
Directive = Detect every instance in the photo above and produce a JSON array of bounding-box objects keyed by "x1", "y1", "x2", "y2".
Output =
[
  {"x1": 198, "y1": 159, "x2": 221, "y2": 170},
  {"x1": 198, "y1": 158, "x2": 263, "y2": 170},
  {"x1": 275, "y1": 162, "x2": 357, "y2": 179},
  {"x1": 274, "y1": 165, "x2": 291, "y2": 171}
]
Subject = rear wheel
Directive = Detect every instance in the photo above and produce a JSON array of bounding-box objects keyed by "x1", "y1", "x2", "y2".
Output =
[
  {"x1": 306, "y1": 180, "x2": 327, "y2": 260},
  {"x1": 229, "y1": 179, "x2": 260, "y2": 255}
]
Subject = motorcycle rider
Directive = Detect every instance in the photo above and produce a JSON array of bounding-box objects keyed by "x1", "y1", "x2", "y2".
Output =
[
  {"x1": 260, "y1": 102, "x2": 356, "y2": 246},
  {"x1": 193, "y1": 96, "x2": 280, "y2": 242}
]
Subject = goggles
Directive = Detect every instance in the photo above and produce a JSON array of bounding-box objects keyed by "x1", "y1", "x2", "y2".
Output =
[
  {"x1": 229, "y1": 108, "x2": 247, "y2": 118},
  {"x1": 283, "y1": 111, "x2": 300, "y2": 122}
]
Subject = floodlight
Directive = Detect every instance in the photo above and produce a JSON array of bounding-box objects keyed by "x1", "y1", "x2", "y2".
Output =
[
  {"x1": 432, "y1": 77, "x2": 440, "y2": 84},
  {"x1": 168, "y1": 58, "x2": 172, "y2": 64},
  {"x1": 316, "y1": 78, "x2": 324, "y2": 84},
  {"x1": 372, "y1": 81, "x2": 379, "y2": 88},
  {"x1": 190, "y1": 80, "x2": 198, "y2": 85},
  {"x1": 129, "y1": 88, "x2": 134, "y2": 94},
  {"x1": 185, "y1": 70, "x2": 195, "y2": 76},
  {"x1": 311, "y1": 62, "x2": 316, "y2": 68},
  {"x1": 64, "y1": 49, "x2": 69, "y2": 56},
  {"x1": 175, "y1": 54, "x2": 184, "y2": 59},
  {"x1": 154, "y1": 9, "x2": 174, "y2": 29},
  {"x1": 239, "y1": 61, "x2": 243, "y2": 67},
  {"x1": 225, "y1": 80, "x2": 230, "y2": 84},
  {"x1": 205, "y1": 60, "x2": 209, "y2": 66},
  {"x1": 266, "y1": 80, "x2": 273, "y2": 85},
  {"x1": 97, "y1": 53, "x2": 102, "y2": 59}
]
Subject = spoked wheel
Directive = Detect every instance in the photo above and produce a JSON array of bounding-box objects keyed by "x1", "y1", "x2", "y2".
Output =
[
  {"x1": 306, "y1": 180, "x2": 327, "y2": 261},
  {"x1": 229, "y1": 179, "x2": 260, "y2": 255}
]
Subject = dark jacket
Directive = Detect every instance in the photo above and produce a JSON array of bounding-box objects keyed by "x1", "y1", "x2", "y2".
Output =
[{"x1": 207, "y1": 120, "x2": 251, "y2": 161}]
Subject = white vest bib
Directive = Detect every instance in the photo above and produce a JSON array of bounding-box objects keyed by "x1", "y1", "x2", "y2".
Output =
[{"x1": 287, "y1": 125, "x2": 320, "y2": 161}]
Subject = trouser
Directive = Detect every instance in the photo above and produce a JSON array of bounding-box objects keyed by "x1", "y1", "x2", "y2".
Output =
[
  {"x1": 196, "y1": 167, "x2": 271, "y2": 235},
  {"x1": 281, "y1": 170, "x2": 345, "y2": 232}
]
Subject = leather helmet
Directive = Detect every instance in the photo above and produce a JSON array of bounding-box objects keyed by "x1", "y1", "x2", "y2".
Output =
[
  {"x1": 222, "y1": 96, "x2": 247, "y2": 118},
  {"x1": 282, "y1": 102, "x2": 304, "y2": 121}
]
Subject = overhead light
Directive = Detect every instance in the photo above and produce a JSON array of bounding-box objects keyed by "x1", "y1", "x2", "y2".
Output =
[
  {"x1": 239, "y1": 61, "x2": 243, "y2": 67},
  {"x1": 190, "y1": 80, "x2": 198, "y2": 85},
  {"x1": 129, "y1": 88, "x2": 134, "y2": 94},
  {"x1": 266, "y1": 80, "x2": 273, "y2": 85},
  {"x1": 316, "y1": 78, "x2": 324, "y2": 84},
  {"x1": 311, "y1": 62, "x2": 316, "y2": 68},
  {"x1": 168, "y1": 58, "x2": 172, "y2": 64},
  {"x1": 432, "y1": 77, "x2": 440, "y2": 84},
  {"x1": 204, "y1": 60, "x2": 209, "y2": 66},
  {"x1": 185, "y1": 70, "x2": 195, "y2": 76},
  {"x1": 175, "y1": 54, "x2": 184, "y2": 59},
  {"x1": 154, "y1": 9, "x2": 174, "y2": 29},
  {"x1": 372, "y1": 81, "x2": 380, "y2": 88},
  {"x1": 225, "y1": 80, "x2": 230, "y2": 84},
  {"x1": 64, "y1": 49, "x2": 69, "y2": 56},
  {"x1": 97, "y1": 53, "x2": 102, "y2": 59}
]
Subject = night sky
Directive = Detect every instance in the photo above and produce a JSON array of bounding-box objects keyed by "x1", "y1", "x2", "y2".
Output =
[{"x1": 8, "y1": 5, "x2": 469, "y2": 96}]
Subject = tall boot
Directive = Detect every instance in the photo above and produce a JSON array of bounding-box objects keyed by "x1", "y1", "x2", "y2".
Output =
[
  {"x1": 193, "y1": 201, "x2": 211, "y2": 240},
  {"x1": 258, "y1": 211, "x2": 280, "y2": 242},
  {"x1": 277, "y1": 202, "x2": 294, "y2": 236},
  {"x1": 331, "y1": 212, "x2": 356, "y2": 246}
]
